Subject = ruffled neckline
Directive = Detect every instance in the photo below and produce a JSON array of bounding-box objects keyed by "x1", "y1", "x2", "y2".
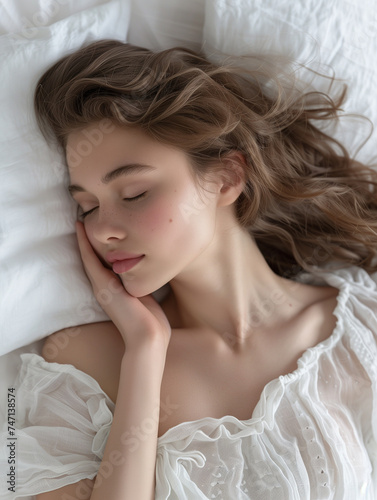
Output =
[
  {"x1": 157, "y1": 266, "x2": 350, "y2": 444},
  {"x1": 20, "y1": 265, "x2": 351, "y2": 445}
]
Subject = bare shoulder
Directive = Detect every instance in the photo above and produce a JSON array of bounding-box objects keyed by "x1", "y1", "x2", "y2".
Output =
[
  {"x1": 293, "y1": 282, "x2": 340, "y2": 346},
  {"x1": 41, "y1": 321, "x2": 125, "y2": 402}
]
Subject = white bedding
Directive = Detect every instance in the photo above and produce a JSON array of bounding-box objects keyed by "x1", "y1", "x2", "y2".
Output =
[
  {"x1": 204, "y1": 0, "x2": 377, "y2": 166},
  {"x1": 0, "y1": 1, "x2": 376, "y2": 497}
]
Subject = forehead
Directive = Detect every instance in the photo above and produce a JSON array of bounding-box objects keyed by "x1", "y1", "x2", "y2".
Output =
[
  {"x1": 66, "y1": 122, "x2": 197, "y2": 184},
  {"x1": 67, "y1": 123, "x2": 159, "y2": 169},
  {"x1": 66, "y1": 122, "x2": 152, "y2": 163}
]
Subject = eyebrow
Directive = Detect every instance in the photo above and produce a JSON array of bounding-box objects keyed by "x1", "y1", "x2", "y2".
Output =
[{"x1": 68, "y1": 163, "x2": 156, "y2": 195}]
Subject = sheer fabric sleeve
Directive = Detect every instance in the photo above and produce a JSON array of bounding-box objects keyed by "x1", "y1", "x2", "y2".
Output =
[
  {"x1": 345, "y1": 267, "x2": 377, "y2": 385},
  {"x1": 0, "y1": 353, "x2": 115, "y2": 499},
  {"x1": 342, "y1": 267, "x2": 377, "y2": 487}
]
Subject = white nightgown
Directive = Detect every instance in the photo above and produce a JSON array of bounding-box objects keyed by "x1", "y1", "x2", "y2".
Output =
[{"x1": 0, "y1": 265, "x2": 376, "y2": 499}]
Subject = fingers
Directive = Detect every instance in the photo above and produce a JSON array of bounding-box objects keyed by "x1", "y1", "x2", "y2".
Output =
[
  {"x1": 75, "y1": 222, "x2": 146, "y2": 337},
  {"x1": 74, "y1": 224, "x2": 170, "y2": 347},
  {"x1": 75, "y1": 221, "x2": 117, "y2": 290},
  {"x1": 75, "y1": 221, "x2": 97, "y2": 282},
  {"x1": 75, "y1": 221, "x2": 98, "y2": 271}
]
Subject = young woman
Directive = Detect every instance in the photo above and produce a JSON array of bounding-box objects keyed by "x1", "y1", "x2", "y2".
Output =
[{"x1": 12, "y1": 40, "x2": 377, "y2": 499}]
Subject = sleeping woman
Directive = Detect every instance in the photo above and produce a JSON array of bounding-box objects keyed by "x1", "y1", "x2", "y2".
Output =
[{"x1": 10, "y1": 40, "x2": 377, "y2": 499}]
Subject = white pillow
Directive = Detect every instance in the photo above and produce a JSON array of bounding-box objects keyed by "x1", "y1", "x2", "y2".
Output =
[
  {"x1": 0, "y1": 0, "x2": 116, "y2": 35},
  {"x1": 0, "y1": 1, "x2": 131, "y2": 356},
  {"x1": 203, "y1": 0, "x2": 377, "y2": 167},
  {"x1": 128, "y1": 0, "x2": 205, "y2": 51},
  {"x1": 0, "y1": 0, "x2": 205, "y2": 49},
  {"x1": 0, "y1": 0, "x2": 208, "y2": 357}
]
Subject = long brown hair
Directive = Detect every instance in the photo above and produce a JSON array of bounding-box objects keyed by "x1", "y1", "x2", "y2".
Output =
[{"x1": 34, "y1": 39, "x2": 377, "y2": 278}]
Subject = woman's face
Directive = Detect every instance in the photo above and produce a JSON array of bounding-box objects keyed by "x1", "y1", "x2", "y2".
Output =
[{"x1": 66, "y1": 122, "x2": 222, "y2": 297}]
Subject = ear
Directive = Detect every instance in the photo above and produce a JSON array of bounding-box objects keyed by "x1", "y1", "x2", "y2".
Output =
[{"x1": 217, "y1": 151, "x2": 247, "y2": 208}]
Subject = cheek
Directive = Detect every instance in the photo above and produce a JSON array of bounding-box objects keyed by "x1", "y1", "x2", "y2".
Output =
[
  {"x1": 134, "y1": 200, "x2": 176, "y2": 233},
  {"x1": 82, "y1": 223, "x2": 102, "y2": 256},
  {"x1": 139, "y1": 186, "x2": 211, "y2": 233}
]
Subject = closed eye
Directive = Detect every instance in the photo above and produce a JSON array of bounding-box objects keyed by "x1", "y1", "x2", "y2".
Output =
[
  {"x1": 78, "y1": 192, "x2": 148, "y2": 220},
  {"x1": 78, "y1": 206, "x2": 97, "y2": 219},
  {"x1": 124, "y1": 191, "x2": 148, "y2": 202}
]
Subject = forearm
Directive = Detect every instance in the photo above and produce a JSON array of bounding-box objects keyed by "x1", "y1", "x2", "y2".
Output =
[{"x1": 90, "y1": 346, "x2": 165, "y2": 500}]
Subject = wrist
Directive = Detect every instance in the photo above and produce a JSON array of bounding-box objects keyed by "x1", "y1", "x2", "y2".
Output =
[{"x1": 121, "y1": 343, "x2": 167, "y2": 377}]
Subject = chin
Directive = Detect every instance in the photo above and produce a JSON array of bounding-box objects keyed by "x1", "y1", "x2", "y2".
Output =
[{"x1": 120, "y1": 276, "x2": 171, "y2": 303}]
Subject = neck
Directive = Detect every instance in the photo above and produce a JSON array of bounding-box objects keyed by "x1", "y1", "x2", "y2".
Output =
[{"x1": 167, "y1": 223, "x2": 299, "y2": 349}]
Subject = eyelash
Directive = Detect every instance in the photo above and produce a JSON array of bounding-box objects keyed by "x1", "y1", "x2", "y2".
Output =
[{"x1": 79, "y1": 192, "x2": 148, "y2": 220}]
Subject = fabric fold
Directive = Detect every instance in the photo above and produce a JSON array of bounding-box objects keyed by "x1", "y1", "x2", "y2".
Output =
[{"x1": 0, "y1": 265, "x2": 376, "y2": 499}]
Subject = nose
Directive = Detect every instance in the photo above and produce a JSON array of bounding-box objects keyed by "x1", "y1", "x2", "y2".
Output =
[{"x1": 91, "y1": 208, "x2": 128, "y2": 243}]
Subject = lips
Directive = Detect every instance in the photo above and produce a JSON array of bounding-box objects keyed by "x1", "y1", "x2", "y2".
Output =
[
  {"x1": 105, "y1": 251, "x2": 145, "y2": 274},
  {"x1": 112, "y1": 256, "x2": 144, "y2": 274},
  {"x1": 106, "y1": 251, "x2": 144, "y2": 263}
]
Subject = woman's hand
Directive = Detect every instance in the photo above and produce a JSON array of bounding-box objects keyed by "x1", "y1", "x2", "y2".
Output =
[{"x1": 75, "y1": 221, "x2": 172, "y2": 354}]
